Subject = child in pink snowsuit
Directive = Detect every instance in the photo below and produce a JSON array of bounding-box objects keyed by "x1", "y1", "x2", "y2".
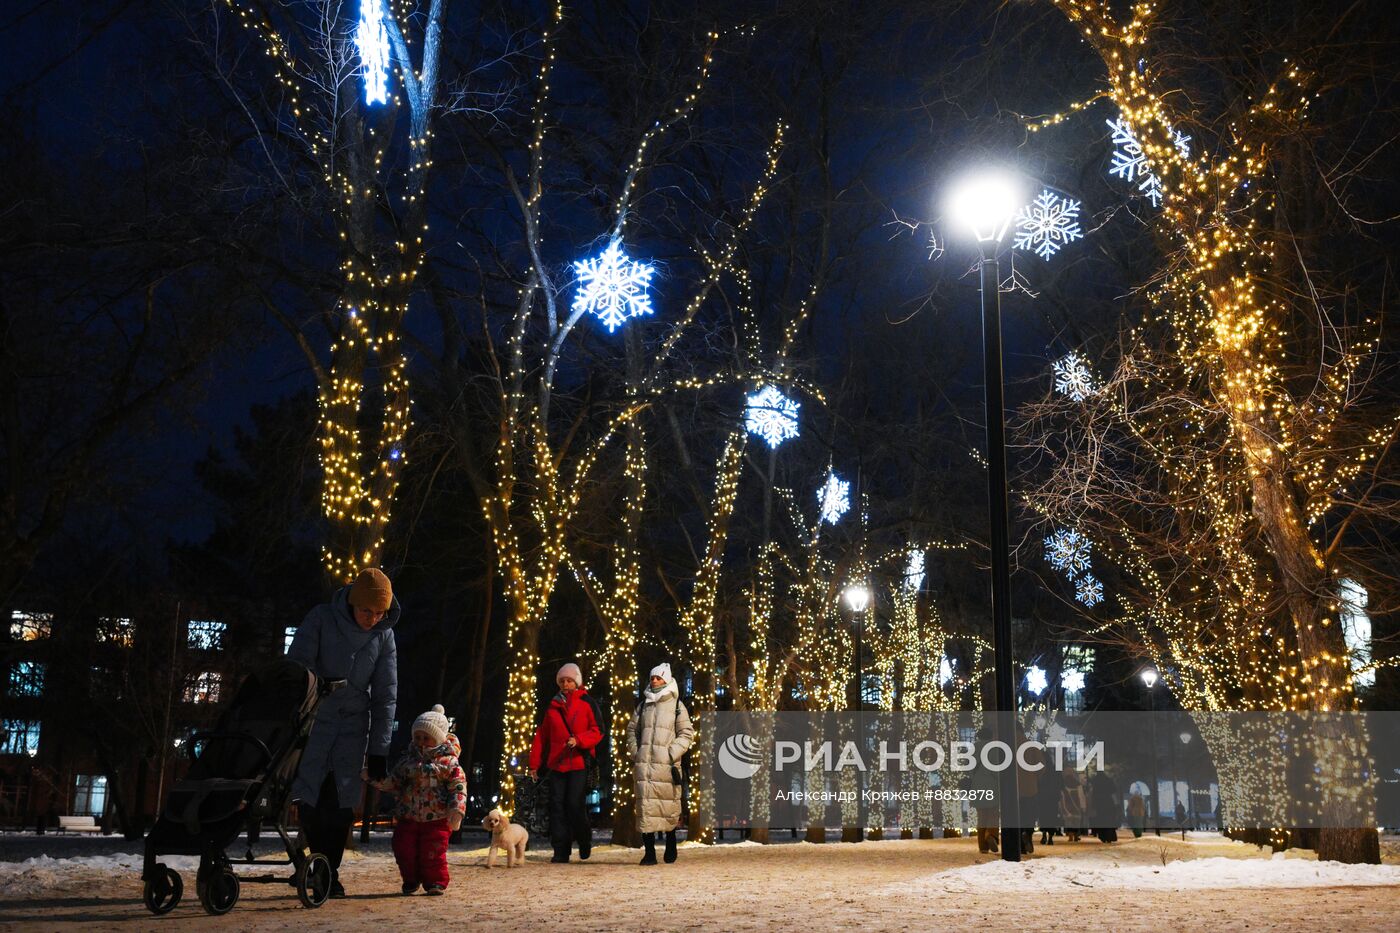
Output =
[{"x1": 367, "y1": 704, "x2": 467, "y2": 895}]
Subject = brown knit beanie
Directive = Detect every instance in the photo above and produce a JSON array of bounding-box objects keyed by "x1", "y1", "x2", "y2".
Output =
[{"x1": 348, "y1": 568, "x2": 393, "y2": 611}]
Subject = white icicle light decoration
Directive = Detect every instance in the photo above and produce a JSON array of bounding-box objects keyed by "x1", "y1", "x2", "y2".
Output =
[
  {"x1": 816, "y1": 471, "x2": 851, "y2": 525},
  {"x1": 903, "y1": 549, "x2": 926, "y2": 594},
  {"x1": 355, "y1": 0, "x2": 390, "y2": 106},
  {"x1": 572, "y1": 240, "x2": 656, "y2": 332},
  {"x1": 1014, "y1": 189, "x2": 1083, "y2": 260},
  {"x1": 745, "y1": 385, "x2": 800, "y2": 449},
  {"x1": 1052, "y1": 351, "x2": 1097, "y2": 402}
]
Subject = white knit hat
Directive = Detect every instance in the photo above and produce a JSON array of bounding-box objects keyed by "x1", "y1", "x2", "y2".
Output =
[
  {"x1": 412, "y1": 704, "x2": 450, "y2": 746},
  {"x1": 649, "y1": 662, "x2": 673, "y2": 685},
  {"x1": 557, "y1": 662, "x2": 584, "y2": 688}
]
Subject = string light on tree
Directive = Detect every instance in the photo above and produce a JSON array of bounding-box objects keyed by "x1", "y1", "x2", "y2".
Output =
[
  {"x1": 816, "y1": 471, "x2": 851, "y2": 524},
  {"x1": 572, "y1": 240, "x2": 657, "y2": 332},
  {"x1": 745, "y1": 385, "x2": 800, "y2": 449},
  {"x1": 1014, "y1": 189, "x2": 1083, "y2": 260},
  {"x1": 355, "y1": 0, "x2": 390, "y2": 106}
]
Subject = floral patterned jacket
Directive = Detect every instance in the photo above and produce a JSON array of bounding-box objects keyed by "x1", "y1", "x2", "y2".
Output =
[{"x1": 372, "y1": 733, "x2": 467, "y2": 823}]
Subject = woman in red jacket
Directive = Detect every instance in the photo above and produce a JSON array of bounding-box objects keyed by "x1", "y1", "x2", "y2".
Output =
[{"x1": 529, "y1": 662, "x2": 603, "y2": 863}]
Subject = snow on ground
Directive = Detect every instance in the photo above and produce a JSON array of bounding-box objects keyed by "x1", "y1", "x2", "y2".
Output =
[{"x1": 1, "y1": 832, "x2": 1398, "y2": 931}]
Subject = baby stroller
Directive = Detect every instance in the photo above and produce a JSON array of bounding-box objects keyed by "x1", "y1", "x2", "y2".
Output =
[{"x1": 142, "y1": 658, "x2": 344, "y2": 915}]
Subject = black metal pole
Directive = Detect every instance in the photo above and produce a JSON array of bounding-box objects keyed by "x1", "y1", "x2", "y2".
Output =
[{"x1": 978, "y1": 245, "x2": 1022, "y2": 862}]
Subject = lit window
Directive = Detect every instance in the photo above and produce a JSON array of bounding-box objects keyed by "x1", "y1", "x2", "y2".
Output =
[
  {"x1": 72, "y1": 774, "x2": 107, "y2": 817},
  {"x1": 7, "y1": 661, "x2": 45, "y2": 698},
  {"x1": 9, "y1": 610, "x2": 52, "y2": 641},
  {"x1": 183, "y1": 671, "x2": 222, "y2": 704},
  {"x1": 187, "y1": 620, "x2": 226, "y2": 651},
  {"x1": 1, "y1": 720, "x2": 41, "y2": 756},
  {"x1": 98, "y1": 617, "x2": 134, "y2": 647},
  {"x1": 284, "y1": 626, "x2": 297, "y2": 654}
]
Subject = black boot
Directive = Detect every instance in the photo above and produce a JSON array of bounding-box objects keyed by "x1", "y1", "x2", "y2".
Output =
[
  {"x1": 663, "y1": 829, "x2": 678, "y2": 864},
  {"x1": 640, "y1": 833, "x2": 657, "y2": 865}
]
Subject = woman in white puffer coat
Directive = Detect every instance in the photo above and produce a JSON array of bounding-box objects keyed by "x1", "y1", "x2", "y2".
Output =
[{"x1": 627, "y1": 662, "x2": 694, "y2": 865}]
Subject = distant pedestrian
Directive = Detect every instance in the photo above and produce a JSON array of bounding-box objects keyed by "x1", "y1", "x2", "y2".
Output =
[
  {"x1": 969, "y1": 727, "x2": 998, "y2": 854},
  {"x1": 1089, "y1": 770, "x2": 1120, "y2": 844},
  {"x1": 1016, "y1": 728, "x2": 1041, "y2": 854},
  {"x1": 1176, "y1": 800, "x2": 1189, "y2": 840},
  {"x1": 529, "y1": 663, "x2": 603, "y2": 863},
  {"x1": 627, "y1": 662, "x2": 694, "y2": 865},
  {"x1": 1127, "y1": 790, "x2": 1146, "y2": 838},
  {"x1": 1058, "y1": 768, "x2": 1087, "y2": 842},
  {"x1": 1038, "y1": 762, "x2": 1064, "y2": 846}
]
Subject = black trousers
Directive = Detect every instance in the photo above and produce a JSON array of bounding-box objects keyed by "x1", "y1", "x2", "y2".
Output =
[
  {"x1": 301, "y1": 773, "x2": 354, "y2": 872},
  {"x1": 548, "y1": 769, "x2": 591, "y2": 858}
]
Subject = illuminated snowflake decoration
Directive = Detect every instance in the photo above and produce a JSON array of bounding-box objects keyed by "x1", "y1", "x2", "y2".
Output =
[
  {"x1": 903, "y1": 549, "x2": 926, "y2": 594},
  {"x1": 1052, "y1": 351, "x2": 1097, "y2": 402},
  {"x1": 1044, "y1": 528, "x2": 1092, "y2": 578},
  {"x1": 1013, "y1": 190, "x2": 1083, "y2": 260},
  {"x1": 355, "y1": 0, "x2": 390, "y2": 106},
  {"x1": 1075, "y1": 574, "x2": 1105, "y2": 607},
  {"x1": 1026, "y1": 665, "x2": 1048, "y2": 696},
  {"x1": 816, "y1": 471, "x2": 851, "y2": 525},
  {"x1": 1172, "y1": 129, "x2": 1193, "y2": 160},
  {"x1": 745, "y1": 385, "x2": 800, "y2": 449},
  {"x1": 572, "y1": 240, "x2": 656, "y2": 332},
  {"x1": 1106, "y1": 117, "x2": 1164, "y2": 207},
  {"x1": 1062, "y1": 669, "x2": 1086, "y2": 693}
]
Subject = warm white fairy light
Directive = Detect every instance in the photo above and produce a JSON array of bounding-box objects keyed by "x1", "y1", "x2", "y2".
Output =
[{"x1": 903, "y1": 548, "x2": 926, "y2": 594}]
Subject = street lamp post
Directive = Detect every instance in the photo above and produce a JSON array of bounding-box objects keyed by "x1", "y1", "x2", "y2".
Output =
[
  {"x1": 950, "y1": 173, "x2": 1023, "y2": 862},
  {"x1": 1141, "y1": 666, "x2": 1160, "y2": 836}
]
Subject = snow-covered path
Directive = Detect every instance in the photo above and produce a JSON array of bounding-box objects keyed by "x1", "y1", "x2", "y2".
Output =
[{"x1": 2, "y1": 833, "x2": 1398, "y2": 931}]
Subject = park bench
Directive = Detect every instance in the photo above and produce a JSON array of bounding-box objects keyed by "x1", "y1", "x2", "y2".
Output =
[{"x1": 57, "y1": 815, "x2": 101, "y2": 834}]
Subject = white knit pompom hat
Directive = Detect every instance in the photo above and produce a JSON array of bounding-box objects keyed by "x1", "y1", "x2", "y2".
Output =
[
  {"x1": 649, "y1": 662, "x2": 673, "y2": 685},
  {"x1": 412, "y1": 704, "x2": 450, "y2": 745},
  {"x1": 556, "y1": 662, "x2": 584, "y2": 688}
]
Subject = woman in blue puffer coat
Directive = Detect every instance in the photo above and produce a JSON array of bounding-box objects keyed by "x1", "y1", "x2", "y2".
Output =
[{"x1": 288, "y1": 568, "x2": 399, "y2": 897}]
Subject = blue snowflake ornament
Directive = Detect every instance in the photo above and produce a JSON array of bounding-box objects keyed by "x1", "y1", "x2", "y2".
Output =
[
  {"x1": 745, "y1": 386, "x2": 800, "y2": 449},
  {"x1": 1045, "y1": 528, "x2": 1092, "y2": 578},
  {"x1": 1075, "y1": 574, "x2": 1105, "y2": 607},
  {"x1": 1014, "y1": 190, "x2": 1083, "y2": 260},
  {"x1": 572, "y1": 241, "x2": 656, "y2": 332}
]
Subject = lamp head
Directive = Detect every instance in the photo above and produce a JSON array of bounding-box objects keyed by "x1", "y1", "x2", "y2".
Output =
[
  {"x1": 842, "y1": 583, "x2": 872, "y2": 613},
  {"x1": 948, "y1": 171, "x2": 1022, "y2": 246},
  {"x1": 1141, "y1": 667, "x2": 1159, "y2": 689}
]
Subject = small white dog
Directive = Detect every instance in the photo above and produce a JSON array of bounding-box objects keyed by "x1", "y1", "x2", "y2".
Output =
[{"x1": 483, "y1": 808, "x2": 528, "y2": 868}]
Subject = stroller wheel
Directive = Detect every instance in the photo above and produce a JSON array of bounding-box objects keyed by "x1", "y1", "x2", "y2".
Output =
[
  {"x1": 196, "y1": 868, "x2": 240, "y2": 915},
  {"x1": 143, "y1": 865, "x2": 183, "y2": 914},
  {"x1": 296, "y1": 853, "x2": 332, "y2": 908}
]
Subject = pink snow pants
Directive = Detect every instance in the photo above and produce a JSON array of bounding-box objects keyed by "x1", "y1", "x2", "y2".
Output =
[{"x1": 391, "y1": 818, "x2": 452, "y2": 888}]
